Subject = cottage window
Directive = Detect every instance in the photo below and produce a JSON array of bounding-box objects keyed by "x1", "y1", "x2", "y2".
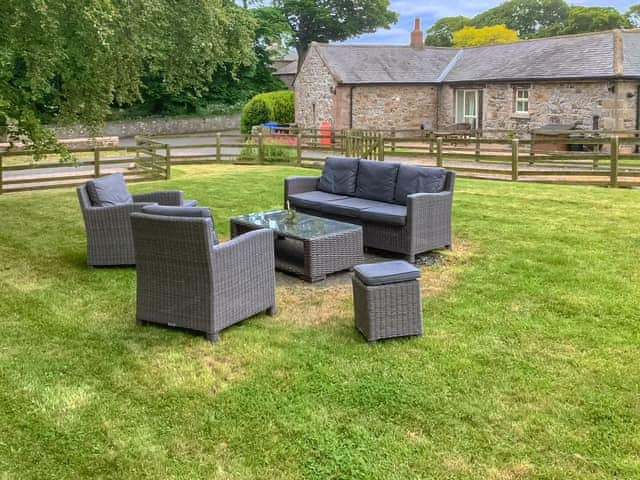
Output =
[
  {"x1": 455, "y1": 89, "x2": 481, "y2": 128},
  {"x1": 515, "y1": 89, "x2": 529, "y2": 113}
]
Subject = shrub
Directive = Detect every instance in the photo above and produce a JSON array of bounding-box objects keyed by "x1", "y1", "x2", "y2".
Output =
[
  {"x1": 238, "y1": 138, "x2": 297, "y2": 163},
  {"x1": 240, "y1": 98, "x2": 271, "y2": 134},
  {"x1": 240, "y1": 90, "x2": 294, "y2": 133}
]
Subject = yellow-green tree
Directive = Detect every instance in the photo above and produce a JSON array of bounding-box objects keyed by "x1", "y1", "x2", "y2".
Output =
[{"x1": 453, "y1": 24, "x2": 519, "y2": 47}]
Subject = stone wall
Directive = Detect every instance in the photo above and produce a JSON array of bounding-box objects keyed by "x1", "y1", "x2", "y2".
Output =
[
  {"x1": 48, "y1": 113, "x2": 240, "y2": 139},
  {"x1": 350, "y1": 85, "x2": 439, "y2": 130},
  {"x1": 438, "y1": 80, "x2": 639, "y2": 135},
  {"x1": 295, "y1": 47, "x2": 337, "y2": 129}
]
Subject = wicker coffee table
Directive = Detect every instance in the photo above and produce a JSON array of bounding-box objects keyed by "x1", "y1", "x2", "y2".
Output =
[{"x1": 230, "y1": 209, "x2": 363, "y2": 282}]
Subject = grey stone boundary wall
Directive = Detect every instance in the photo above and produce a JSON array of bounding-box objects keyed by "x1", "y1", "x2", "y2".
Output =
[{"x1": 48, "y1": 113, "x2": 240, "y2": 139}]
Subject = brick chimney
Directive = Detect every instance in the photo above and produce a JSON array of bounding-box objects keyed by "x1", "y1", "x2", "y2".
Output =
[{"x1": 410, "y1": 18, "x2": 424, "y2": 49}]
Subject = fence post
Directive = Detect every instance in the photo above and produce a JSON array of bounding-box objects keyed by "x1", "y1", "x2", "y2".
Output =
[
  {"x1": 378, "y1": 133, "x2": 385, "y2": 161},
  {"x1": 216, "y1": 132, "x2": 221, "y2": 162},
  {"x1": 436, "y1": 138, "x2": 443, "y2": 167},
  {"x1": 475, "y1": 135, "x2": 481, "y2": 162},
  {"x1": 165, "y1": 144, "x2": 171, "y2": 179},
  {"x1": 297, "y1": 133, "x2": 302, "y2": 166},
  {"x1": 610, "y1": 135, "x2": 619, "y2": 187},
  {"x1": 511, "y1": 138, "x2": 519, "y2": 181},
  {"x1": 391, "y1": 127, "x2": 396, "y2": 152},
  {"x1": 93, "y1": 148, "x2": 100, "y2": 178},
  {"x1": 258, "y1": 133, "x2": 264, "y2": 164}
]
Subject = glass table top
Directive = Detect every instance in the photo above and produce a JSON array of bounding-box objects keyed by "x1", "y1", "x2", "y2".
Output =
[{"x1": 231, "y1": 209, "x2": 361, "y2": 241}]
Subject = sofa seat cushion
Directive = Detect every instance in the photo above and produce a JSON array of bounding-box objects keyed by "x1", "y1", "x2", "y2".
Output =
[
  {"x1": 288, "y1": 191, "x2": 347, "y2": 210},
  {"x1": 355, "y1": 160, "x2": 399, "y2": 203},
  {"x1": 318, "y1": 156, "x2": 360, "y2": 195},
  {"x1": 394, "y1": 165, "x2": 447, "y2": 204},
  {"x1": 359, "y1": 203, "x2": 407, "y2": 226},
  {"x1": 354, "y1": 260, "x2": 420, "y2": 286},
  {"x1": 86, "y1": 173, "x2": 133, "y2": 206},
  {"x1": 320, "y1": 197, "x2": 387, "y2": 218}
]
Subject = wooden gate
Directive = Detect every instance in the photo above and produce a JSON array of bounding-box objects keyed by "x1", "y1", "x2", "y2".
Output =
[{"x1": 342, "y1": 129, "x2": 385, "y2": 160}]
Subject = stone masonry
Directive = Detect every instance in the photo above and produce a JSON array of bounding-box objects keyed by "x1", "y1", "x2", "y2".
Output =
[{"x1": 294, "y1": 48, "x2": 338, "y2": 129}]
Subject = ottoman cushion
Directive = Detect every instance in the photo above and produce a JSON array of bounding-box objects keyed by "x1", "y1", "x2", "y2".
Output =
[{"x1": 354, "y1": 260, "x2": 420, "y2": 286}]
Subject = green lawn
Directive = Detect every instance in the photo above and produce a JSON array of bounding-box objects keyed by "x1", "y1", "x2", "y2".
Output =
[{"x1": 0, "y1": 165, "x2": 638, "y2": 479}]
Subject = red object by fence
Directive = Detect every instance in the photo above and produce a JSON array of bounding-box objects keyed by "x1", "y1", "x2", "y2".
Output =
[{"x1": 319, "y1": 121, "x2": 332, "y2": 145}]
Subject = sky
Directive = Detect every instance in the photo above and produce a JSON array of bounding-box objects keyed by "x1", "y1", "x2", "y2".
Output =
[{"x1": 344, "y1": 0, "x2": 638, "y2": 45}]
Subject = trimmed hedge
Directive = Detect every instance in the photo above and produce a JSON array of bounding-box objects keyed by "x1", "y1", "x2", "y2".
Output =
[{"x1": 240, "y1": 90, "x2": 294, "y2": 133}]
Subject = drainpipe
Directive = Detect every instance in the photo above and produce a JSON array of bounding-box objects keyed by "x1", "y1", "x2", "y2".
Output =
[
  {"x1": 636, "y1": 84, "x2": 640, "y2": 153},
  {"x1": 349, "y1": 86, "x2": 355, "y2": 129}
]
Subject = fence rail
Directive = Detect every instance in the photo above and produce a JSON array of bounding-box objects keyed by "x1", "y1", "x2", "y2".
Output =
[{"x1": 1, "y1": 129, "x2": 639, "y2": 194}]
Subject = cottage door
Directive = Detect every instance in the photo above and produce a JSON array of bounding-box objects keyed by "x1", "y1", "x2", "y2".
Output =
[{"x1": 455, "y1": 89, "x2": 482, "y2": 129}]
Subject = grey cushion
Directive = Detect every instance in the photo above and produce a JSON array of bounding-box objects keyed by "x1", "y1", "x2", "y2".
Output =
[
  {"x1": 86, "y1": 173, "x2": 133, "y2": 206},
  {"x1": 141, "y1": 205, "x2": 211, "y2": 218},
  {"x1": 394, "y1": 165, "x2": 447, "y2": 204},
  {"x1": 354, "y1": 260, "x2": 420, "y2": 286},
  {"x1": 355, "y1": 160, "x2": 399, "y2": 203},
  {"x1": 288, "y1": 191, "x2": 347, "y2": 210},
  {"x1": 318, "y1": 156, "x2": 360, "y2": 195},
  {"x1": 320, "y1": 197, "x2": 386, "y2": 218},
  {"x1": 359, "y1": 204, "x2": 407, "y2": 226},
  {"x1": 183, "y1": 199, "x2": 199, "y2": 207}
]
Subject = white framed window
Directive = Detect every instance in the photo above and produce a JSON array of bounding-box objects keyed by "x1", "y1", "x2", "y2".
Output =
[
  {"x1": 515, "y1": 88, "x2": 529, "y2": 113},
  {"x1": 455, "y1": 89, "x2": 481, "y2": 128}
]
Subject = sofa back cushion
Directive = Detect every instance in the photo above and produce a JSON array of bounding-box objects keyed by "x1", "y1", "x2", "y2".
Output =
[
  {"x1": 86, "y1": 173, "x2": 133, "y2": 206},
  {"x1": 318, "y1": 156, "x2": 360, "y2": 195},
  {"x1": 394, "y1": 165, "x2": 447, "y2": 204},
  {"x1": 355, "y1": 160, "x2": 399, "y2": 203}
]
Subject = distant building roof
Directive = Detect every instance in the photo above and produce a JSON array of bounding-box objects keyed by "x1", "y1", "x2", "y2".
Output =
[
  {"x1": 307, "y1": 30, "x2": 640, "y2": 85},
  {"x1": 275, "y1": 60, "x2": 297, "y2": 76}
]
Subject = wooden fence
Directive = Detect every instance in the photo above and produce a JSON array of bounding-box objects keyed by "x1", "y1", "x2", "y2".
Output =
[{"x1": 1, "y1": 129, "x2": 639, "y2": 194}]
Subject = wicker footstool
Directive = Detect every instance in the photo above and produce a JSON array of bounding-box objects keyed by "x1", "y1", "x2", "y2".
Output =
[{"x1": 352, "y1": 260, "x2": 423, "y2": 342}]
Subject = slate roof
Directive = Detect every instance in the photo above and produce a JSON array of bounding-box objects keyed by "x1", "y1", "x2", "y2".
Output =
[
  {"x1": 275, "y1": 60, "x2": 297, "y2": 76},
  {"x1": 314, "y1": 45, "x2": 458, "y2": 84},
  {"x1": 310, "y1": 30, "x2": 640, "y2": 85},
  {"x1": 622, "y1": 31, "x2": 640, "y2": 77}
]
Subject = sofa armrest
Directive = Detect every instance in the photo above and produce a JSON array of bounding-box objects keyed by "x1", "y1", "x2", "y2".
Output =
[
  {"x1": 406, "y1": 191, "x2": 453, "y2": 233},
  {"x1": 210, "y1": 228, "x2": 276, "y2": 302},
  {"x1": 284, "y1": 176, "x2": 320, "y2": 207},
  {"x1": 84, "y1": 202, "x2": 157, "y2": 225},
  {"x1": 132, "y1": 190, "x2": 184, "y2": 206}
]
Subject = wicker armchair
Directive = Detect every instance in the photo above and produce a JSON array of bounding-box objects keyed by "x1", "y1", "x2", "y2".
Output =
[
  {"x1": 77, "y1": 184, "x2": 195, "y2": 266},
  {"x1": 130, "y1": 211, "x2": 276, "y2": 342}
]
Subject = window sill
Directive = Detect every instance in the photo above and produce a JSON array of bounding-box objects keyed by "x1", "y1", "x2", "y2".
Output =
[{"x1": 512, "y1": 113, "x2": 530, "y2": 119}]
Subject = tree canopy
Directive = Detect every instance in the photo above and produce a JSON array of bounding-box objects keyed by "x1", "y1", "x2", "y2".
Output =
[
  {"x1": 273, "y1": 0, "x2": 398, "y2": 70},
  {"x1": 0, "y1": 0, "x2": 256, "y2": 146},
  {"x1": 425, "y1": 0, "x2": 635, "y2": 47},
  {"x1": 452, "y1": 25, "x2": 519, "y2": 47},
  {"x1": 425, "y1": 16, "x2": 471, "y2": 47}
]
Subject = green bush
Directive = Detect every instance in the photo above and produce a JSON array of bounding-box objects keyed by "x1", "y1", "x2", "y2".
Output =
[
  {"x1": 240, "y1": 90, "x2": 294, "y2": 133},
  {"x1": 240, "y1": 98, "x2": 271, "y2": 134},
  {"x1": 238, "y1": 138, "x2": 297, "y2": 163}
]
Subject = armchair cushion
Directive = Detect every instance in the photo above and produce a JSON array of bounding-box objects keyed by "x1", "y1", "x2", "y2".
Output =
[
  {"x1": 318, "y1": 156, "x2": 360, "y2": 195},
  {"x1": 394, "y1": 165, "x2": 447, "y2": 204},
  {"x1": 141, "y1": 205, "x2": 211, "y2": 218},
  {"x1": 86, "y1": 173, "x2": 133, "y2": 206},
  {"x1": 355, "y1": 160, "x2": 399, "y2": 203}
]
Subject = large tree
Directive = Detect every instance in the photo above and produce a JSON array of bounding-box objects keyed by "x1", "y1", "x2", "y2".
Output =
[
  {"x1": 471, "y1": 0, "x2": 569, "y2": 38},
  {"x1": 425, "y1": 16, "x2": 471, "y2": 47},
  {"x1": 273, "y1": 0, "x2": 398, "y2": 71},
  {"x1": 0, "y1": 0, "x2": 255, "y2": 147},
  {"x1": 453, "y1": 25, "x2": 519, "y2": 47},
  {"x1": 560, "y1": 6, "x2": 630, "y2": 35},
  {"x1": 627, "y1": 4, "x2": 640, "y2": 27}
]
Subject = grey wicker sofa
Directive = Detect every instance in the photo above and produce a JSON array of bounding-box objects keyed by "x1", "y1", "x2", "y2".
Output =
[
  {"x1": 130, "y1": 205, "x2": 276, "y2": 342},
  {"x1": 77, "y1": 173, "x2": 196, "y2": 266},
  {"x1": 285, "y1": 157, "x2": 455, "y2": 262}
]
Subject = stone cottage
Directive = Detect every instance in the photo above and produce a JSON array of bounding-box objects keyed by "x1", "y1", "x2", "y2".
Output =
[{"x1": 294, "y1": 21, "x2": 640, "y2": 134}]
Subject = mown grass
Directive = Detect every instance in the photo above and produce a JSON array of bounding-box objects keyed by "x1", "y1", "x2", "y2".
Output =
[{"x1": 0, "y1": 164, "x2": 638, "y2": 479}]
